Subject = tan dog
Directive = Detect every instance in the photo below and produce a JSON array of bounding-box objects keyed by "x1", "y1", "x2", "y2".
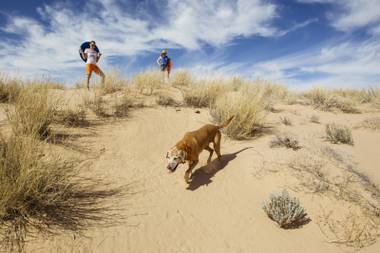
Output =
[{"x1": 166, "y1": 116, "x2": 234, "y2": 183}]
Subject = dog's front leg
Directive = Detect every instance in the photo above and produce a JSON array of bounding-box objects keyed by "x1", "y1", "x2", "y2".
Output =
[{"x1": 184, "y1": 160, "x2": 198, "y2": 183}]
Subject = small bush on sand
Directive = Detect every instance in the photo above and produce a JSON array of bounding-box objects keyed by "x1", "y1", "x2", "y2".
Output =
[
  {"x1": 156, "y1": 94, "x2": 178, "y2": 107},
  {"x1": 133, "y1": 70, "x2": 161, "y2": 95},
  {"x1": 262, "y1": 190, "x2": 309, "y2": 229},
  {"x1": 270, "y1": 133, "x2": 301, "y2": 150},
  {"x1": 0, "y1": 136, "x2": 126, "y2": 252},
  {"x1": 359, "y1": 117, "x2": 380, "y2": 131},
  {"x1": 0, "y1": 75, "x2": 23, "y2": 103},
  {"x1": 6, "y1": 86, "x2": 57, "y2": 139},
  {"x1": 54, "y1": 107, "x2": 89, "y2": 127},
  {"x1": 171, "y1": 70, "x2": 193, "y2": 88},
  {"x1": 210, "y1": 88, "x2": 268, "y2": 139},
  {"x1": 280, "y1": 116, "x2": 292, "y2": 126},
  {"x1": 325, "y1": 124, "x2": 354, "y2": 145}
]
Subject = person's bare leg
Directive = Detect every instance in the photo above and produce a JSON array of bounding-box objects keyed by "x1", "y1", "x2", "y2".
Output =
[
  {"x1": 86, "y1": 74, "x2": 91, "y2": 90},
  {"x1": 100, "y1": 71, "x2": 105, "y2": 87},
  {"x1": 161, "y1": 71, "x2": 165, "y2": 83}
]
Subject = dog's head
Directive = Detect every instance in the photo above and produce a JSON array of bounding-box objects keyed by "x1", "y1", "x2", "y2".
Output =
[{"x1": 166, "y1": 146, "x2": 186, "y2": 173}]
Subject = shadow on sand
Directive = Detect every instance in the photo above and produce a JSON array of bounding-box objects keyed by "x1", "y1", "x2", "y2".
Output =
[{"x1": 187, "y1": 147, "x2": 252, "y2": 191}]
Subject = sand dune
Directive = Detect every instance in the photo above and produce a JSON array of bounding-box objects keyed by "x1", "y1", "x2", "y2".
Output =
[{"x1": 17, "y1": 89, "x2": 379, "y2": 253}]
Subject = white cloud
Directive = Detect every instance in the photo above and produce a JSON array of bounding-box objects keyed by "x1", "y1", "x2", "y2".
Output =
[
  {"x1": 298, "y1": 0, "x2": 380, "y2": 33},
  {"x1": 250, "y1": 39, "x2": 380, "y2": 88},
  {"x1": 0, "y1": 0, "x2": 278, "y2": 82}
]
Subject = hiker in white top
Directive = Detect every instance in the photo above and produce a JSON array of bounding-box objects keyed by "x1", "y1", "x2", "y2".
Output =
[{"x1": 82, "y1": 41, "x2": 105, "y2": 90}]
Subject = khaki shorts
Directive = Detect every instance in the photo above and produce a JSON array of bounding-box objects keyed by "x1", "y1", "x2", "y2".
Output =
[{"x1": 85, "y1": 64, "x2": 102, "y2": 75}]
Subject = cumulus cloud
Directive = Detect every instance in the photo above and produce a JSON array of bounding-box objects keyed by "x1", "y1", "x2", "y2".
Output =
[{"x1": 0, "y1": 0, "x2": 278, "y2": 81}]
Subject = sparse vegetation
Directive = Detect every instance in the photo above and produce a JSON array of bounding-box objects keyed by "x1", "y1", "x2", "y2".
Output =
[
  {"x1": 112, "y1": 93, "x2": 132, "y2": 118},
  {"x1": 6, "y1": 85, "x2": 57, "y2": 139},
  {"x1": 358, "y1": 117, "x2": 380, "y2": 131},
  {"x1": 183, "y1": 83, "x2": 227, "y2": 107},
  {"x1": 171, "y1": 70, "x2": 193, "y2": 88},
  {"x1": 54, "y1": 107, "x2": 89, "y2": 127},
  {"x1": 133, "y1": 70, "x2": 161, "y2": 95},
  {"x1": 210, "y1": 87, "x2": 268, "y2": 139},
  {"x1": 85, "y1": 93, "x2": 109, "y2": 118},
  {"x1": 270, "y1": 133, "x2": 301, "y2": 150},
  {"x1": 156, "y1": 94, "x2": 178, "y2": 107},
  {"x1": 99, "y1": 70, "x2": 127, "y2": 95},
  {"x1": 0, "y1": 135, "x2": 126, "y2": 252},
  {"x1": 262, "y1": 190, "x2": 309, "y2": 229},
  {"x1": 325, "y1": 124, "x2": 354, "y2": 145},
  {"x1": 304, "y1": 88, "x2": 360, "y2": 113},
  {"x1": 0, "y1": 75, "x2": 23, "y2": 103}
]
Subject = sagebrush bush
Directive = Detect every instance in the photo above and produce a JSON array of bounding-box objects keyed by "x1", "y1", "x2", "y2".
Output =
[
  {"x1": 270, "y1": 133, "x2": 301, "y2": 150},
  {"x1": 0, "y1": 136, "x2": 126, "y2": 252},
  {"x1": 171, "y1": 70, "x2": 193, "y2": 88},
  {"x1": 262, "y1": 190, "x2": 309, "y2": 229},
  {"x1": 133, "y1": 70, "x2": 161, "y2": 95},
  {"x1": 210, "y1": 87, "x2": 268, "y2": 139},
  {"x1": 6, "y1": 85, "x2": 57, "y2": 138},
  {"x1": 325, "y1": 124, "x2": 354, "y2": 145}
]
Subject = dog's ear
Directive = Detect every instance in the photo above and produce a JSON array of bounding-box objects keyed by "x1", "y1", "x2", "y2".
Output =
[{"x1": 179, "y1": 150, "x2": 187, "y2": 163}]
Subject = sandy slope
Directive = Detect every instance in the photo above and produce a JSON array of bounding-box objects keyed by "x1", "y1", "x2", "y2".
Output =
[{"x1": 19, "y1": 93, "x2": 378, "y2": 253}]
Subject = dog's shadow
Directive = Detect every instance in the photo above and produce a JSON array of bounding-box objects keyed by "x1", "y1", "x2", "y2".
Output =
[{"x1": 187, "y1": 147, "x2": 252, "y2": 191}]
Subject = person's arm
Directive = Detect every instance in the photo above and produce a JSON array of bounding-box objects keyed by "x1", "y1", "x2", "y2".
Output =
[
  {"x1": 97, "y1": 52, "x2": 102, "y2": 63},
  {"x1": 83, "y1": 49, "x2": 88, "y2": 61},
  {"x1": 157, "y1": 56, "x2": 161, "y2": 66}
]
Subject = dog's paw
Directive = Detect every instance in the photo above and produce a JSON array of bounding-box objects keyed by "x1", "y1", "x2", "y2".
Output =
[{"x1": 184, "y1": 173, "x2": 191, "y2": 184}]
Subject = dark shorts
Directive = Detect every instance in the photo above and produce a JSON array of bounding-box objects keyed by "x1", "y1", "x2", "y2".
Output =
[{"x1": 160, "y1": 65, "x2": 168, "y2": 71}]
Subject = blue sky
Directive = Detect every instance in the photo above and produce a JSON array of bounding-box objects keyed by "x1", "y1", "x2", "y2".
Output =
[{"x1": 0, "y1": 0, "x2": 380, "y2": 88}]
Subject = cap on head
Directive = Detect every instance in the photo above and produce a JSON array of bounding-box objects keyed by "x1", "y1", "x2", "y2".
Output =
[{"x1": 161, "y1": 49, "x2": 167, "y2": 55}]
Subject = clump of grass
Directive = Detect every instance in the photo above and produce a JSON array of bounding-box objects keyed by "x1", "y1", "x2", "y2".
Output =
[
  {"x1": 358, "y1": 117, "x2": 380, "y2": 131},
  {"x1": 0, "y1": 135, "x2": 127, "y2": 252},
  {"x1": 171, "y1": 70, "x2": 193, "y2": 88},
  {"x1": 359, "y1": 88, "x2": 377, "y2": 103},
  {"x1": 262, "y1": 190, "x2": 310, "y2": 229},
  {"x1": 54, "y1": 107, "x2": 89, "y2": 127},
  {"x1": 280, "y1": 116, "x2": 292, "y2": 126},
  {"x1": 99, "y1": 70, "x2": 127, "y2": 95},
  {"x1": 310, "y1": 114, "x2": 320, "y2": 123},
  {"x1": 0, "y1": 75, "x2": 23, "y2": 103},
  {"x1": 112, "y1": 94, "x2": 132, "y2": 118},
  {"x1": 6, "y1": 85, "x2": 57, "y2": 139},
  {"x1": 85, "y1": 93, "x2": 109, "y2": 118},
  {"x1": 325, "y1": 124, "x2": 354, "y2": 145},
  {"x1": 304, "y1": 88, "x2": 359, "y2": 113},
  {"x1": 270, "y1": 133, "x2": 301, "y2": 150},
  {"x1": 183, "y1": 83, "x2": 227, "y2": 107},
  {"x1": 133, "y1": 70, "x2": 161, "y2": 95},
  {"x1": 156, "y1": 94, "x2": 178, "y2": 107},
  {"x1": 210, "y1": 87, "x2": 268, "y2": 139}
]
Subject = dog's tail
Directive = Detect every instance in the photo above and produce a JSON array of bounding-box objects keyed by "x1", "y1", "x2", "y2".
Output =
[{"x1": 217, "y1": 116, "x2": 234, "y2": 129}]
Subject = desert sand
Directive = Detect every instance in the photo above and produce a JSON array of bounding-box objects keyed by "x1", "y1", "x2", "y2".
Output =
[{"x1": 1, "y1": 86, "x2": 378, "y2": 253}]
